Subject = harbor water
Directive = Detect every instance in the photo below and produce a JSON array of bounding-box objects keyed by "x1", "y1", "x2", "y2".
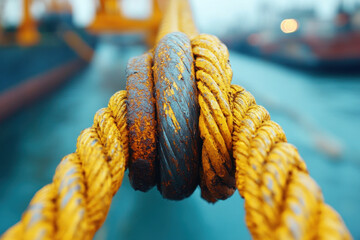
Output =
[{"x1": 0, "y1": 38, "x2": 359, "y2": 239}]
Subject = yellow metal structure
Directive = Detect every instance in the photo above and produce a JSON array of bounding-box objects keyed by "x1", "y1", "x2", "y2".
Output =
[
  {"x1": 0, "y1": 1, "x2": 5, "y2": 44},
  {"x1": 16, "y1": 0, "x2": 73, "y2": 46},
  {"x1": 46, "y1": 0, "x2": 72, "y2": 13},
  {"x1": 88, "y1": 0, "x2": 163, "y2": 45},
  {"x1": 16, "y1": 0, "x2": 40, "y2": 46}
]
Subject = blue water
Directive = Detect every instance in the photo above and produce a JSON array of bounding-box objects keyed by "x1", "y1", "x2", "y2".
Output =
[{"x1": 0, "y1": 39, "x2": 359, "y2": 239}]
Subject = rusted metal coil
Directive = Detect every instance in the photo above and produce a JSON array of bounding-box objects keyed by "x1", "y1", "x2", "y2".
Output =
[
  {"x1": 126, "y1": 52, "x2": 157, "y2": 192},
  {"x1": 153, "y1": 32, "x2": 201, "y2": 200}
]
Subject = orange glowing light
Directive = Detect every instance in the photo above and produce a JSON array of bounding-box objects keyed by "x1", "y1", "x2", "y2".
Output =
[{"x1": 280, "y1": 19, "x2": 298, "y2": 33}]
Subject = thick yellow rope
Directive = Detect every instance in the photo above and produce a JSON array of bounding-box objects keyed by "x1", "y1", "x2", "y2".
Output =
[
  {"x1": 231, "y1": 84, "x2": 351, "y2": 239},
  {"x1": 192, "y1": 34, "x2": 235, "y2": 202},
  {"x1": 1, "y1": 91, "x2": 128, "y2": 240},
  {"x1": 155, "y1": 0, "x2": 179, "y2": 44},
  {"x1": 178, "y1": 0, "x2": 198, "y2": 39},
  {"x1": 157, "y1": 0, "x2": 198, "y2": 44}
]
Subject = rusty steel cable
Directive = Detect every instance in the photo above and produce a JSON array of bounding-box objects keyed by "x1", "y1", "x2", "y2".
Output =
[
  {"x1": 154, "y1": 31, "x2": 201, "y2": 200},
  {"x1": 126, "y1": 52, "x2": 157, "y2": 192},
  {"x1": 1, "y1": 0, "x2": 352, "y2": 239}
]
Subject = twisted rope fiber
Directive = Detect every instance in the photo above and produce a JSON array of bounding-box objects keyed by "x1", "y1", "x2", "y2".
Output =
[
  {"x1": 192, "y1": 34, "x2": 234, "y2": 202},
  {"x1": 1, "y1": 91, "x2": 128, "y2": 240},
  {"x1": 155, "y1": 0, "x2": 179, "y2": 44},
  {"x1": 178, "y1": 0, "x2": 198, "y2": 39},
  {"x1": 231, "y1": 84, "x2": 351, "y2": 239}
]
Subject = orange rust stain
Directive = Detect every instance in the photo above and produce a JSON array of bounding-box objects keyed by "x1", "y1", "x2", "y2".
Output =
[
  {"x1": 126, "y1": 52, "x2": 157, "y2": 191},
  {"x1": 163, "y1": 102, "x2": 181, "y2": 132}
]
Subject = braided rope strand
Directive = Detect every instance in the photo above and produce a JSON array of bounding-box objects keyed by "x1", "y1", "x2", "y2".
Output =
[
  {"x1": 1, "y1": 91, "x2": 128, "y2": 240},
  {"x1": 231, "y1": 85, "x2": 351, "y2": 239},
  {"x1": 192, "y1": 34, "x2": 234, "y2": 202},
  {"x1": 155, "y1": 0, "x2": 179, "y2": 43},
  {"x1": 178, "y1": 0, "x2": 198, "y2": 39}
]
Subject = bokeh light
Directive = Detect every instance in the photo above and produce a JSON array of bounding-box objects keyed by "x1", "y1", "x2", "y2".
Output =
[{"x1": 280, "y1": 18, "x2": 299, "y2": 33}]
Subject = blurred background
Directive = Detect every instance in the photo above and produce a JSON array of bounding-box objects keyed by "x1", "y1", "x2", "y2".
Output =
[{"x1": 0, "y1": 0, "x2": 359, "y2": 239}]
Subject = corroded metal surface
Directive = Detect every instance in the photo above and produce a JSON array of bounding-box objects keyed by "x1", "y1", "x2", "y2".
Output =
[
  {"x1": 154, "y1": 32, "x2": 201, "y2": 200},
  {"x1": 126, "y1": 52, "x2": 157, "y2": 192}
]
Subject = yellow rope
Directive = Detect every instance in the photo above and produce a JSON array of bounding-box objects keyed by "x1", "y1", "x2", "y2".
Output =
[
  {"x1": 1, "y1": 91, "x2": 128, "y2": 240},
  {"x1": 156, "y1": 0, "x2": 198, "y2": 43},
  {"x1": 192, "y1": 34, "x2": 234, "y2": 202},
  {"x1": 231, "y1": 84, "x2": 351, "y2": 239},
  {"x1": 155, "y1": 0, "x2": 179, "y2": 44},
  {"x1": 178, "y1": 0, "x2": 198, "y2": 39}
]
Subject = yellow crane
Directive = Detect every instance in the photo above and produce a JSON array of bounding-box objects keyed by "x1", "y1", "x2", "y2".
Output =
[
  {"x1": 16, "y1": 0, "x2": 40, "y2": 46},
  {"x1": 46, "y1": 0, "x2": 72, "y2": 13},
  {"x1": 16, "y1": 0, "x2": 73, "y2": 46},
  {"x1": 88, "y1": 0, "x2": 163, "y2": 45}
]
